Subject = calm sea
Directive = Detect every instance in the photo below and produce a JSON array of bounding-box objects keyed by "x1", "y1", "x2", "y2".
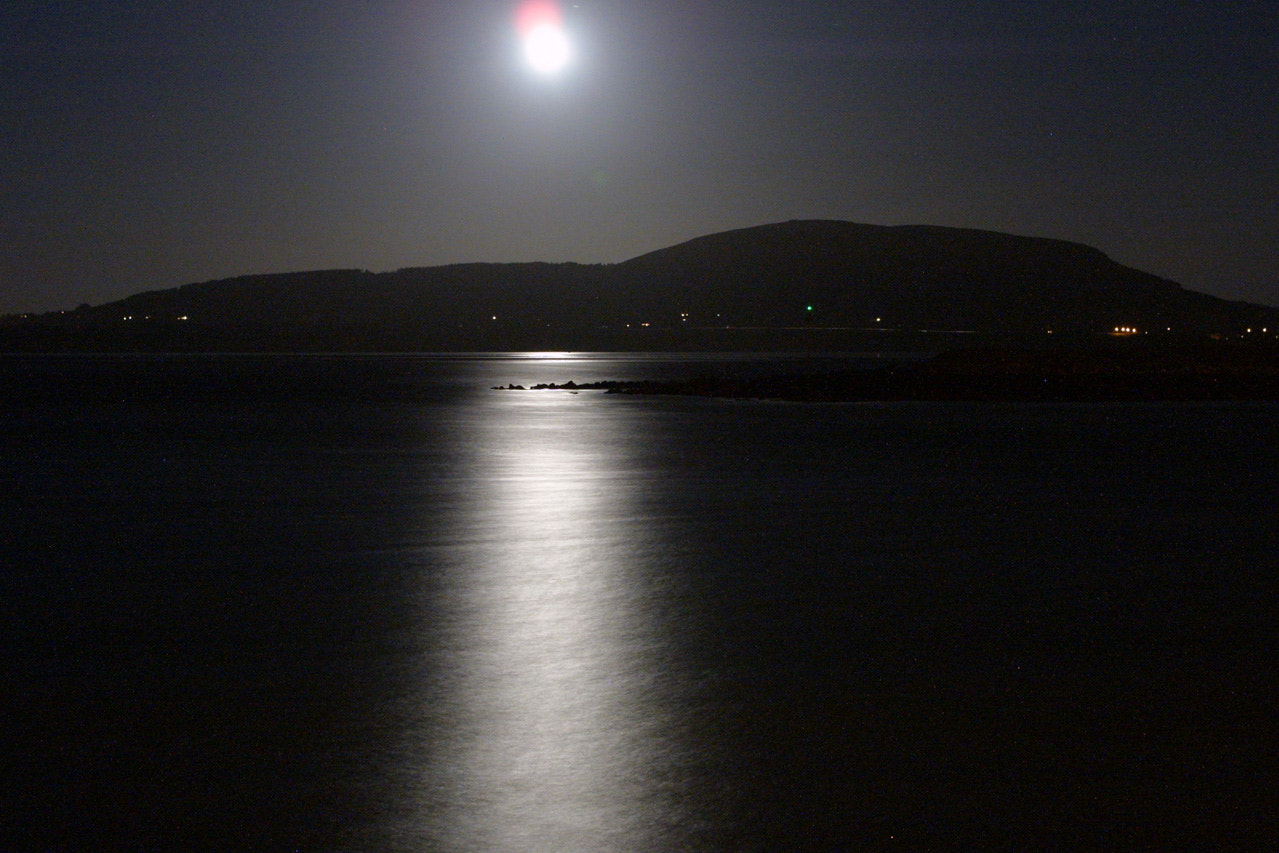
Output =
[{"x1": 3, "y1": 353, "x2": 1276, "y2": 850}]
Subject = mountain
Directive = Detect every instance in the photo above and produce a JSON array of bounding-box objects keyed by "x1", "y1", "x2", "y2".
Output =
[{"x1": 6, "y1": 221, "x2": 1278, "y2": 351}]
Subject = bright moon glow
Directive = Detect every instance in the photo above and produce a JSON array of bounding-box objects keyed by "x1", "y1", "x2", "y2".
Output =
[
  {"x1": 524, "y1": 24, "x2": 570, "y2": 73},
  {"x1": 516, "y1": 1, "x2": 571, "y2": 74}
]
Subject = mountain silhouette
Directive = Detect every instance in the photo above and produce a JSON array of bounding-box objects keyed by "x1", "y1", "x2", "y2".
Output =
[{"x1": 7, "y1": 221, "x2": 1277, "y2": 351}]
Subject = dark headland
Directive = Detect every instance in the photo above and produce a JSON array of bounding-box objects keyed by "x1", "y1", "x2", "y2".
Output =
[{"x1": 5, "y1": 220, "x2": 1277, "y2": 398}]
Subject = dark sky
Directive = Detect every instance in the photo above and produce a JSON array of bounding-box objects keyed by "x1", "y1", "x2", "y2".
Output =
[{"x1": 4, "y1": 0, "x2": 1277, "y2": 314}]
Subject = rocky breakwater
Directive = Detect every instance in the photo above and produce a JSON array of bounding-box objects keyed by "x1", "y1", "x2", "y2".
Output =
[{"x1": 501, "y1": 345, "x2": 1279, "y2": 402}]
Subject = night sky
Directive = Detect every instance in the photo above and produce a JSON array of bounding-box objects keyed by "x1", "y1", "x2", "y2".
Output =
[{"x1": 4, "y1": 0, "x2": 1277, "y2": 315}]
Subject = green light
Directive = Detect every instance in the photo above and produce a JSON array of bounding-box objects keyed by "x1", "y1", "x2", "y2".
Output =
[{"x1": 806, "y1": 305, "x2": 813, "y2": 311}]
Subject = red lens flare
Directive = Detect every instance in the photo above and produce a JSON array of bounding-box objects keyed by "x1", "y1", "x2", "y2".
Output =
[{"x1": 516, "y1": 1, "x2": 562, "y2": 35}]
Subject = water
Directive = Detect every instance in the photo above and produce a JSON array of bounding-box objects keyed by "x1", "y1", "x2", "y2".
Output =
[{"x1": 3, "y1": 353, "x2": 1276, "y2": 849}]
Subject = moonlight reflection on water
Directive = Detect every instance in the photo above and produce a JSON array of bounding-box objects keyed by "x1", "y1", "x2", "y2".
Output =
[
  {"x1": 4, "y1": 354, "x2": 1274, "y2": 850},
  {"x1": 410, "y1": 387, "x2": 692, "y2": 851}
]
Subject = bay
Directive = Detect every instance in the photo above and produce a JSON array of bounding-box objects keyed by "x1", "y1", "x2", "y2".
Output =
[{"x1": 2, "y1": 353, "x2": 1276, "y2": 850}]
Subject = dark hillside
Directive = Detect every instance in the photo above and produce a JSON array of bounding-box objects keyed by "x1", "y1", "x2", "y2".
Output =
[
  {"x1": 6, "y1": 221, "x2": 1276, "y2": 351},
  {"x1": 608, "y1": 221, "x2": 1215, "y2": 333}
]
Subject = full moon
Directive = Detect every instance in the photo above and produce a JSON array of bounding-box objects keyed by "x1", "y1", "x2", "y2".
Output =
[
  {"x1": 524, "y1": 24, "x2": 571, "y2": 73},
  {"x1": 516, "y1": 1, "x2": 571, "y2": 74}
]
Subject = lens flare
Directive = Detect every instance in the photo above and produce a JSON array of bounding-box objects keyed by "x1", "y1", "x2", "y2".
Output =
[
  {"x1": 516, "y1": 0, "x2": 562, "y2": 34},
  {"x1": 516, "y1": 1, "x2": 571, "y2": 73}
]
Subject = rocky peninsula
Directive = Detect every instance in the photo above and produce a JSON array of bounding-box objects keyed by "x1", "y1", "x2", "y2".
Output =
[{"x1": 504, "y1": 345, "x2": 1279, "y2": 402}]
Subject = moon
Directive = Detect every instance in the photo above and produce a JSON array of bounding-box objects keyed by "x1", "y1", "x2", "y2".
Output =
[
  {"x1": 516, "y1": 1, "x2": 572, "y2": 74},
  {"x1": 524, "y1": 23, "x2": 571, "y2": 73}
]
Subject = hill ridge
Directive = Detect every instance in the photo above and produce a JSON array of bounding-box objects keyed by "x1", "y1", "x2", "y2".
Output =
[{"x1": 5, "y1": 221, "x2": 1277, "y2": 352}]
